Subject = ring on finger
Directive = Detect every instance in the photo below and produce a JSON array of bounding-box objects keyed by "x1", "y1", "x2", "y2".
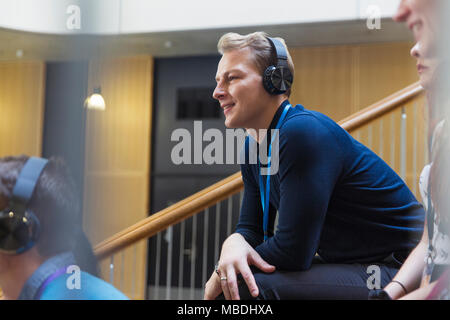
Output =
[
  {"x1": 220, "y1": 276, "x2": 227, "y2": 281},
  {"x1": 215, "y1": 263, "x2": 221, "y2": 277}
]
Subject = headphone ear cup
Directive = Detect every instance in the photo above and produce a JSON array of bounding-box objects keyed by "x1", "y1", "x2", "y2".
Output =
[
  {"x1": 263, "y1": 65, "x2": 293, "y2": 95},
  {"x1": 263, "y1": 66, "x2": 277, "y2": 94},
  {"x1": 0, "y1": 210, "x2": 40, "y2": 254},
  {"x1": 272, "y1": 66, "x2": 293, "y2": 93}
]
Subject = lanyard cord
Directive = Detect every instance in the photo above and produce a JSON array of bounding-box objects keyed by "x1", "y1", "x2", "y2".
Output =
[
  {"x1": 258, "y1": 104, "x2": 291, "y2": 242},
  {"x1": 34, "y1": 266, "x2": 68, "y2": 300}
]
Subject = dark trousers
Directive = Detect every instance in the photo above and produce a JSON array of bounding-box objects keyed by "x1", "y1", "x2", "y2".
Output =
[{"x1": 225, "y1": 258, "x2": 399, "y2": 300}]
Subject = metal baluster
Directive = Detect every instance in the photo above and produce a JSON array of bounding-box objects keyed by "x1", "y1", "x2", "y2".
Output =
[
  {"x1": 202, "y1": 208, "x2": 209, "y2": 290},
  {"x1": 190, "y1": 214, "x2": 197, "y2": 300},
  {"x1": 109, "y1": 255, "x2": 114, "y2": 284},
  {"x1": 214, "y1": 202, "x2": 221, "y2": 264},
  {"x1": 154, "y1": 232, "x2": 162, "y2": 300},
  {"x1": 132, "y1": 244, "x2": 136, "y2": 300},
  {"x1": 227, "y1": 197, "x2": 233, "y2": 236},
  {"x1": 238, "y1": 191, "x2": 244, "y2": 230},
  {"x1": 120, "y1": 250, "x2": 125, "y2": 292},
  {"x1": 178, "y1": 220, "x2": 185, "y2": 300},
  {"x1": 390, "y1": 113, "x2": 396, "y2": 170},
  {"x1": 166, "y1": 226, "x2": 173, "y2": 300},
  {"x1": 400, "y1": 107, "x2": 407, "y2": 181}
]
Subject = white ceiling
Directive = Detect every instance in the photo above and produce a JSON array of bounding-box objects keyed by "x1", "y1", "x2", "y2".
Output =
[
  {"x1": 0, "y1": 0, "x2": 402, "y2": 35},
  {"x1": 0, "y1": 18, "x2": 413, "y2": 62}
]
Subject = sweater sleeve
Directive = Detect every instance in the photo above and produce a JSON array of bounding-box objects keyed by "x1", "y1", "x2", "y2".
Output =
[{"x1": 254, "y1": 115, "x2": 344, "y2": 271}]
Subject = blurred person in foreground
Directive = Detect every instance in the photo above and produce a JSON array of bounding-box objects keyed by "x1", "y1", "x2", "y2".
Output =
[
  {"x1": 369, "y1": 0, "x2": 450, "y2": 300},
  {"x1": 0, "y1": 155, "x2": 128, "y2": 300}
]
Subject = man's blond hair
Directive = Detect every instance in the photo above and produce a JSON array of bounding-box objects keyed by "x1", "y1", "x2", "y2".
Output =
[{"x1": 217, "y1": 31, "x2": 295, "y2": 96}]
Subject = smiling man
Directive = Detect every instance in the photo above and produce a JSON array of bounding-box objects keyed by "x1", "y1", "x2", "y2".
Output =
[{"x1": 203, "y1": 32, "x2": 425, "y2": 300}]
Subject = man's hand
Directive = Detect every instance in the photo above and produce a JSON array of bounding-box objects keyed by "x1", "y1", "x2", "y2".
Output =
[
  {"x1": 204, "y1": 233, "x2": 275, "y2": 300},
  {"x1": 204, "y1": 270, "x2": 223, "y2": 300}
]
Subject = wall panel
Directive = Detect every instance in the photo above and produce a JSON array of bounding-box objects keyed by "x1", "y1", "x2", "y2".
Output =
[
  {"x1": 83, "y1": 56, "x2": 153, "y2": 299},
  {"x1": 289, "y1": 42, "x2": 418, "y2": 121},
  {"x1": 357, "y1": 42, "x2": 419, "y2": 111},
  {"x1": 289, "y1": 45, "x2": 354, "y2": 122},
  {"x1": 0, "y1": 61, "x2": 45, "y2": 157}
]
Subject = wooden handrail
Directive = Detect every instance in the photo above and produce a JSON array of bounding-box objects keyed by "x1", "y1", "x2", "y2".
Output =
[
  {"x1": 93, "y1": 81, "x2": 424, "y2": 259},
  {"x1": 338, "y1": 81, "x2": 423, "y2": 130},
  {"x1": 95, "y1": 172, "x2": 243, "y2": 259}
]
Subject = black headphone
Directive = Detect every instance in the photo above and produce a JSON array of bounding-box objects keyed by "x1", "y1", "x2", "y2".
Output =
[
  {"x1": 0, "y1": 157, "x2": 48, "y2": 254},
  {"x1": 263, "y1": 37, "x2": 293, "y2": 95}
]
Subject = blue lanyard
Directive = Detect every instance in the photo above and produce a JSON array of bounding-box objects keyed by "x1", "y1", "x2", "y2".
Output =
[
  {"x1": 34, "y1": 266, "x2": 68, "y2": 300},
  {"x1": 258, "y1": 104, "x2": 291, "y2": 241}
]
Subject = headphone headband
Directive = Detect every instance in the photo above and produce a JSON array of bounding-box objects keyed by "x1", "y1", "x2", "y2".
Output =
[
  {"x1": 11, "y1": 157, "x2": 48, "y2": 210},
  {"x1": 267, "y1": 37, "x2": 289, "y2": 67}
]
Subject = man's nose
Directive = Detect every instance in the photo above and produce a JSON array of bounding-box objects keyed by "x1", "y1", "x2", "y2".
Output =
[{"x1": 213, "y1": 85, "x2": 226, "y2": 101}]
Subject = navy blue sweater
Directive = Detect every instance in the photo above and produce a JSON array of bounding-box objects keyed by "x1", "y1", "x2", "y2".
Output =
[{"x1": 236, "y1": 100, "x2": 425, "y2": 271}]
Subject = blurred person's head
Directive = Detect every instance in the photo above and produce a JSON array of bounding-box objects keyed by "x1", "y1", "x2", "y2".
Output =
[
  {"x1": 213, "y1": 32, "x2": 294, "y2": 131},
  {"x1": 0, "y1": 155, "x2": 98, "y2": 298},
  {"x1": 395, "y1": 1, "x2": 450, "y2": 137},
  {"x1": 395, "y1": 0, "x2": 441, "y2": 90},
  {"x1": 0, "y1": 156, "x2": 79, "y2": 256}
]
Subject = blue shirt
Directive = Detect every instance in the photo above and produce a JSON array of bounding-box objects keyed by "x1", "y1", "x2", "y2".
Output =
[
  {"x1": 18, "y1": 252, "x2": 128, "y2": 300},
  {"x1": 236, "y1": 101, "x2": 425, "y2": 271}
]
